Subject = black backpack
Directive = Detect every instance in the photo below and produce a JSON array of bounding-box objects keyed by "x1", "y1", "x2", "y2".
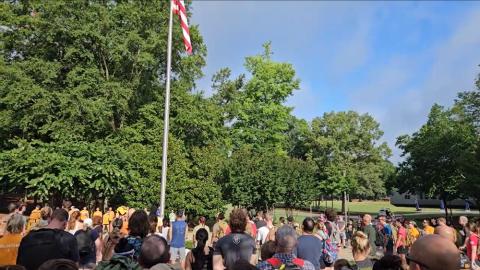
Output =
[
  {"x1": 375, "y1": 227, "x2": 385, "y2": 246},
  {"x1": 76, "y1": 229, "x2": 94, "y2": 256}
]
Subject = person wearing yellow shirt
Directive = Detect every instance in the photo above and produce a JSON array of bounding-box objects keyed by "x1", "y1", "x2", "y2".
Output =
[
  {"x1": 406, "y1": 220, "x2": 420, "y2": 247},
  {"x1": 102, "y1": 213, "x2": 110, "y2": 231},
  {"x1": 93, "y1": 207, "x2": 103, "y2": 218},
  {"x1": 80, "y1": 207, "x2": 89, "y2": 221},
  {"x1": 102, "y1": 207, "x2": 115, "y2": 232},
  {"x1": 107, "y1": 207, "x2": 115, "y2": 221},
  {"x1": 116, "y1": 206, "x2": 129, "y2": 236},
  {"x1": 0, "y1": 214, "x2": 25, "y2": 265},
  {"x1": 422, "y1": 219, "x2": 435, "y2": 235},
  {"x1": 27, "y1": 205, "x2": 42, "y2": 230}
]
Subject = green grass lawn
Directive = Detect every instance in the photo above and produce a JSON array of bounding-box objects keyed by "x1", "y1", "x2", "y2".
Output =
[
  {"x1": 220, "y1": 201, "x2": 477, "y2": 225},
  {"x1": 272, "y1": 200, "x2": 479, "y2": 222}
]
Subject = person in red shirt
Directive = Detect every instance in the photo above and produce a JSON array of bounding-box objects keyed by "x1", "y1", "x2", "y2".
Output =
[
  {"x1": 466, "y1": 222, "x2": 479, "y2": 268},
  {"x1": 394, "y1": 219, "x2": 407, "y2": 264}
]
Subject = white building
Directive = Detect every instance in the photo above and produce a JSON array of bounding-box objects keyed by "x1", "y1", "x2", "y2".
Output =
[{"x1": 390, "y1": 191, "x2": 476, "y2": 208}]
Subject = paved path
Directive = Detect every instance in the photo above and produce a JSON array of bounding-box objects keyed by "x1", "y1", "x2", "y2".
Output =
[{"x1": 338, "y1": 246, "x2": 354, "y2": 261}]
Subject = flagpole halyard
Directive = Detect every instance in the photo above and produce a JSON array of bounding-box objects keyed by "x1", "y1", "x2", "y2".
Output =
[{"x1": 159, "y1": 0, "x2": 174, "y2": 219}]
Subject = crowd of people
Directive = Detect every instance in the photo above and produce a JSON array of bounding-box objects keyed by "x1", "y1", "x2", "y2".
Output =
[{"x1": 0, "y1": 201, "x2": 478, "y2": 270}]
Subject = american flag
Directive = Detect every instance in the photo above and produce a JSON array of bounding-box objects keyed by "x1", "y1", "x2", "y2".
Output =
[{"x1": 172, "y1": 0, "x2": 192, "y2": 54}]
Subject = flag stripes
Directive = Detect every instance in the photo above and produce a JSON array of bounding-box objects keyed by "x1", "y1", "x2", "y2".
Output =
[{"x1": 172, "y1": 0, "x2": 192, "y2": 54}]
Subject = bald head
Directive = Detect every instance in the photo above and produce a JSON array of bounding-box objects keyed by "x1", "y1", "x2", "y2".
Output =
[
  {"x1": 434, "y1": 224, "x2": 456, "y2": 243},
  {"x1": 409, "y1": 235, "x2": 460, "y2": 270}
]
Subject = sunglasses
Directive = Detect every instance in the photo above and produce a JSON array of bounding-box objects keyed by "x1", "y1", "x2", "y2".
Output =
[{"x1": 406, "y1": 254, "x2": 430, "y2": 269}]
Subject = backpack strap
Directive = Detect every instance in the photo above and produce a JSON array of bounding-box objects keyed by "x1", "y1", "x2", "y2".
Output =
[
  {"x1": 266, "y1": 258, "x2": 282, "y2": 268},
  {"x1": 292, "y1": 258, "x2": 305, "y2": 267}
]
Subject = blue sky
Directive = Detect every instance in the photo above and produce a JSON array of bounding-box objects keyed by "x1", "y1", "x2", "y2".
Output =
[{"x1": 190, "y1": 1, "x2": 480, "y2": 162}]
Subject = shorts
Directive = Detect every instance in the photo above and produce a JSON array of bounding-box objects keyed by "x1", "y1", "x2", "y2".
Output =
[
  {"x1": 397, "y1": 246, "x2": 408, "y2": 255},
  {"x1": 170, "y1": 247, "x2": 186, "y2": 261},
  {"x1": 340, "y1": 231, "x2": 346, "y2": 240}
]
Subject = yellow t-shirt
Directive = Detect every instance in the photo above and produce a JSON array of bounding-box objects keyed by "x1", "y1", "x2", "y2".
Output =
[
  {"x1": 93, "y1": 210, "x2": 103, "y2": 218},
  {"x1": 108, "y1": 210, "x2": 115, "y2": 222},
  {"x1": 0, "y1": 233, "x2": 23, "y2": 265},
  {"x1": 80, "y1": 210, "x2": 89, "y2": 221},
  {"x1": 424, "y1": 225, "x2": 434, "y2": 235},
  {"x1": 30, "y1": 209, "x2": 41, "y2": 221},
  {"x1": 407, "y1": 227, "x2": 420, "y2": 246},
  {"x1": 103, "y1": 214, "x2": 110, "y2": 225},
  {"x1": 409, "y1": 227, "x2": 420, "y2": 238}
]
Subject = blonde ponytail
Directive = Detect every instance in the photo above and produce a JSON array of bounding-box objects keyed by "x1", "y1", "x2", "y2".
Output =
[{"x1": 351, "y1": 231, "x2": 370, "y2": 255}]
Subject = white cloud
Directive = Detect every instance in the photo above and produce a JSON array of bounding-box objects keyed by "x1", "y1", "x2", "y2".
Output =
[
  {"x1": 191, "y1": 2, "x2": 378, "y2": 95},
  {"x1": 191, "y1": 2, "x2": 480, "y2": 163}
]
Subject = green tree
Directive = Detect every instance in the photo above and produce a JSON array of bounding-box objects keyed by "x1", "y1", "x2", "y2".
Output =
[
  {"x1": 395, "y1": 104, "x2": 477, "y2": 217},
  {"x1": 0, "y1": 0, "x2": 225, "y2": 215},
  {"x1": 220, "y1": 146, "x2": 316, "y2": 211},
  {"x1": 310, "y1": 111, "x2": 391, "y2": 213},
  {"x1": 220, "y1": 146, "x2": 286, "y2": 211},
  {"x1": 284, "y1": 116, "x2": 312, "y2": 160},
  {"x1": 0, "y1": 139, "x2": 134, "y2": 204},
  {"x1": 452, "y1": 73, "x2": 480, "y2": 208},
  {"x1": 211, "y1": 43, "x2": 300, "y2": 152},
  {"x1": 281, "y1": 158, "x2": 317, "y2": 212}
]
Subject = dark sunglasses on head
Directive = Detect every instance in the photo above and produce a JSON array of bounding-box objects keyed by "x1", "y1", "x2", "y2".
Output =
[{"x1": 406, "y1": 254, "x2": 430, "y2": 269}]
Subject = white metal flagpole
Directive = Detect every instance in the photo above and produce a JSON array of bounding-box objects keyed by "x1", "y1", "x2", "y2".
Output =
[{"x1": 159, "y1": 0, "x2": 174, "y2": 219}]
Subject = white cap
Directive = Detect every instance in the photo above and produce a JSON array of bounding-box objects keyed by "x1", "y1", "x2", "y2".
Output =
[{"x1": 84, "y1": 218, "x2": 93, "y2": 228}]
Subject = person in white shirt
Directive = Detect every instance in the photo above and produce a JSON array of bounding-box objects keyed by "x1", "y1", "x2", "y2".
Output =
[
  {"x1": 257, "y1": 225, "x2": 270, "y2": 246},
  {"x1": 192, "y1": 216, "x2": 210, "y2": 247}
]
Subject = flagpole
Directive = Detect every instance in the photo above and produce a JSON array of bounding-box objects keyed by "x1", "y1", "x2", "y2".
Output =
[{"x1": 159, "y1": 0, "x2": 174, "y2": 219}]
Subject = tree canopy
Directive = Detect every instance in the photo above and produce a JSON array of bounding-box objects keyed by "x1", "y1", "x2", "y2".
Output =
[
  {"x1": 310, "y1": 111, "x2": 392, "y2": 197},
  {"x1": 0, "y1": 0, "x2": 397, "y2": 216},
  {"x1": 395, "y1": 73, "x2": 480, "y2": 214}
]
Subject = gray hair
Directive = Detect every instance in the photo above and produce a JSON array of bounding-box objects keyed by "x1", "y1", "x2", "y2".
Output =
[
  {"x1": 275, "y1": 225, "x2": 297, "y2": 252},
  {"x1": 7, "y1": 214, "x2": 25, "y2": 234}
]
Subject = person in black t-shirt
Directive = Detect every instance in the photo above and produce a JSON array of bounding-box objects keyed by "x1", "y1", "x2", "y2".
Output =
[
  {"x1": 213, "y1": 209, "x2": 256, "y2": 270},
  {"x1": 17, "y1": 208, "x2": 79, "y2": 270},
  {"x1": 254, "y1": 211, "x2": 267, "y2": 229}
]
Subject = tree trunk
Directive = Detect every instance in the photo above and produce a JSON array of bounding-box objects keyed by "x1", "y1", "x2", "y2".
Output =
[
  {"x1": 104, "y1": 197, "x2": 108, "y2": 212},
  {"x1": 342, "y1": 191, "x2": 346, "y2": 214}
]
